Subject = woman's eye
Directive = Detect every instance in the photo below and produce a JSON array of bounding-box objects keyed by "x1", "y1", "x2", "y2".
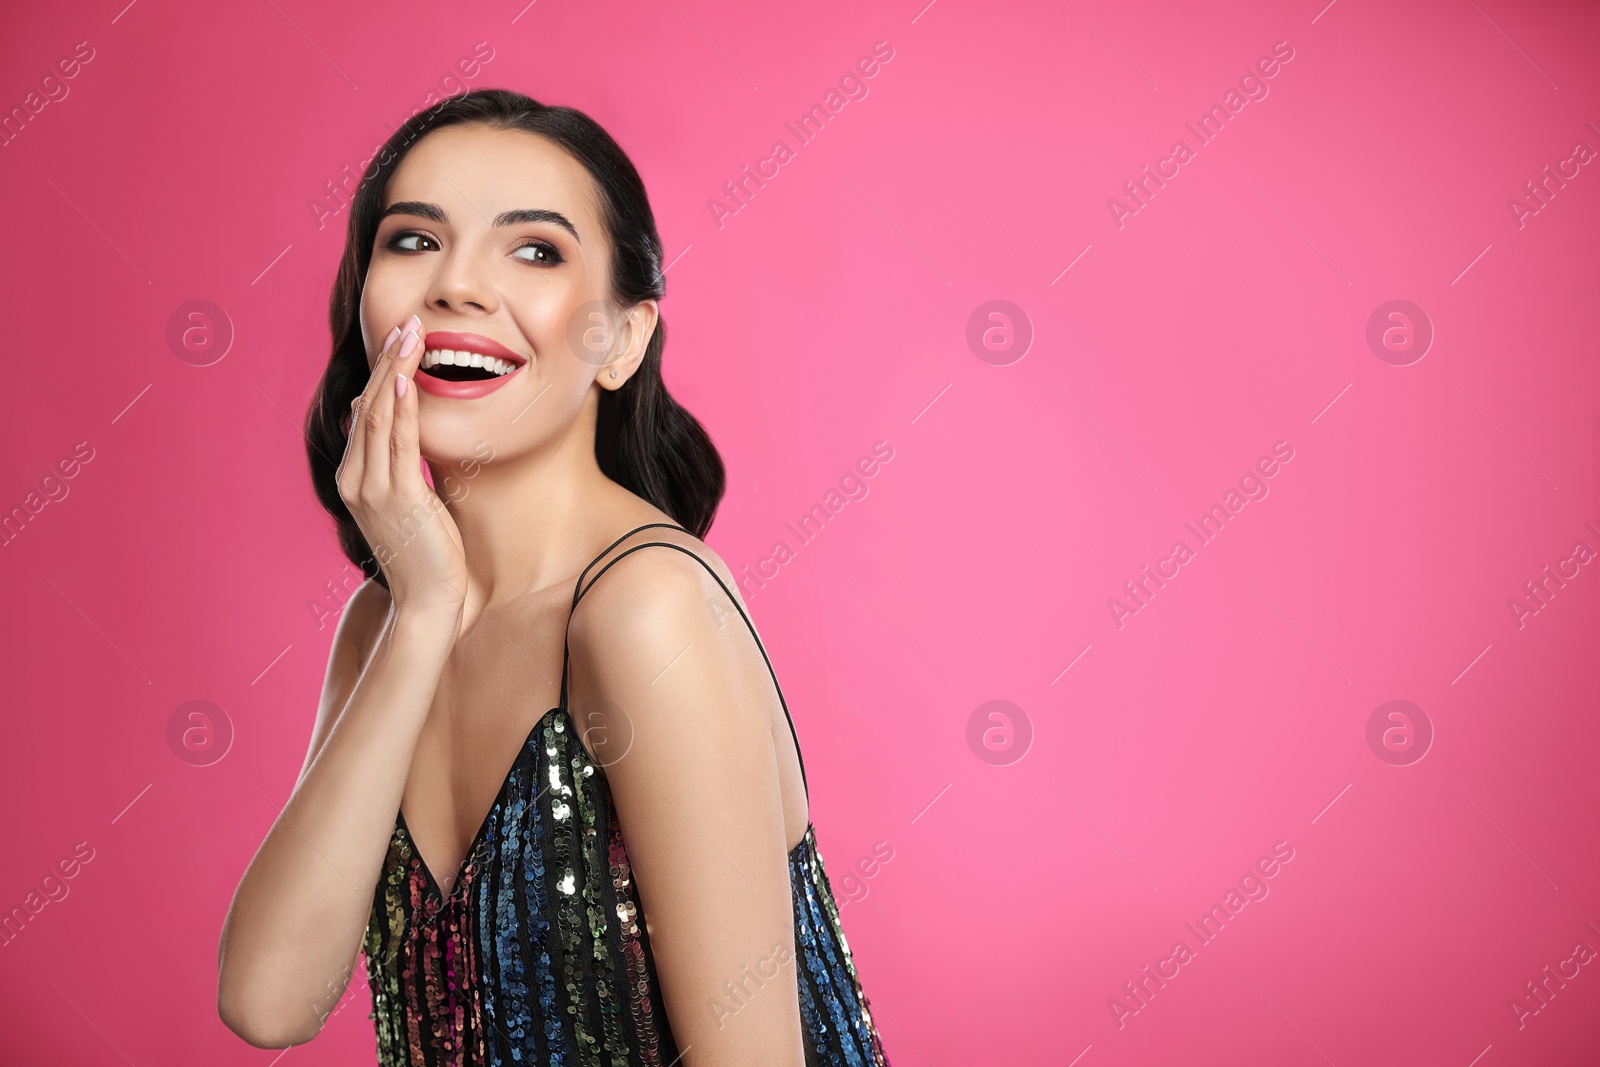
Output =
[
  {"x1": 514, "y1": 240, "x2": 564, "y2": 266},
  {"x1": 386, "y1": 231, "x2": 439, "y2": 253},
  {"x1": 381, "y1": 231, "x2": 561, "y2": 266}
]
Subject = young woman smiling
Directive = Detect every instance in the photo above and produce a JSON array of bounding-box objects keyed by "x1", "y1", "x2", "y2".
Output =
[{"x1": 215, "y1": 89, "x2": 891, "y2": 1067}]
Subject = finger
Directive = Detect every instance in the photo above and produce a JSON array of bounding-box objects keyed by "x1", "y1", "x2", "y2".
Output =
[
  {"x1": 361, "y1": 321, "x2": 412, "y2": 420},
  {"x1": 360, "y1": 317, "x2": 422, "y2": 499},
  {"x1": 356, "y1": 323, "x2": 405, "y2": 422},
  {"x1": 386, "y1": 319, "x2": 430, "y2": 488},
  {"x1": 389, "y1": 350, "x2": 426, "y2": 493},
  {"x1": 343, "y1": 323, "x2": 405, "y2": 484},
  {"x1": 370, "y1": 318, "x2": 421, "y2": 444}
]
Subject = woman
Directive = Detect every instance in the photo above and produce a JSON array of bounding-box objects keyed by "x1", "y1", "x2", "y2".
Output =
[{"x1": 216, "y1": 88, "x2": 891, "y2": 1066}]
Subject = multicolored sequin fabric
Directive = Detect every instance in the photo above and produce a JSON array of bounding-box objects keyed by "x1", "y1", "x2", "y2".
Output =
[{"x1": 363, "y1": 525, "x2": 892, "y2": 1066}]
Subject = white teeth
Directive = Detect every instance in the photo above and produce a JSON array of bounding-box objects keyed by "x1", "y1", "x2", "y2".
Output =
[{"x1": 422, "y1": 348, "x2": 518, "y2": 376}]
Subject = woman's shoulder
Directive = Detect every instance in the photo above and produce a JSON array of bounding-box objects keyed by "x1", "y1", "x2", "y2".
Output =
[
  {"x1": 299, "y1": 575, "x2": 392, "y2": 779},
  {"x1": 562, "y1": 525, "x2": 780, "y2": 775},
  {"x1": 567, "y1": 522, "x2": 745, "y2": 644}
]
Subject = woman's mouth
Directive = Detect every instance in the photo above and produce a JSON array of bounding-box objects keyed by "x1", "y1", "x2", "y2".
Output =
[
  {"x1": 414, "y1": 346, "x2": 524, "y2": 399},
  {"x1": 421, "y1": 347, "x2": 520, "y2": 380}
]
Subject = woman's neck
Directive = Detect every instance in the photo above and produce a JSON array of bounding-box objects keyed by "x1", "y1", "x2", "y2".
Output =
[{"x1": 433, "y1": 445, "x2": 625, "y2": 616}]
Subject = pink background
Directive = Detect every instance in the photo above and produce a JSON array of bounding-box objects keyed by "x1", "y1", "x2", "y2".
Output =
[{"x1": 2, "y1": 0, "x2": 1598, "y2": 1063}]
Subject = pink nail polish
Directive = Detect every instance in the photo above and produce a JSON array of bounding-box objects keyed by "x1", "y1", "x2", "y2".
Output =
[
  {"x1": 384, "y1": 325, "x2": 401, "y2": 352},
  {"x1": 399, "y1": 329, "x2": 421, "y2": 361},
  {"x1": 396, "y1": 374, "x2": 408, "y2": 398}
]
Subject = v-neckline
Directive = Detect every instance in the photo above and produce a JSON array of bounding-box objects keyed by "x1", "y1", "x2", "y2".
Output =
[
  {"x1": 396, "y1": 705, "x2": 562, "y2": 903},
  {"x1": 394, "y1": 699, "x2": 815, "y2": 904}
]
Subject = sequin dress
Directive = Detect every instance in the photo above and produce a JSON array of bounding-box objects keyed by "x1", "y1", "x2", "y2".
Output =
[{"x1": 363, "y1": 523, "x2": 892, "y2": 1066}]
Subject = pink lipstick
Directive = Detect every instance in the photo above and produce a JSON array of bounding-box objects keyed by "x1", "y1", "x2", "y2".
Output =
[{"x1": 413, "y1": 330, "x2": 530, "y2": 400}]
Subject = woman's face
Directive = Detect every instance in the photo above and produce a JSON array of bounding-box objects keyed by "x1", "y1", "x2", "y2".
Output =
[{"x1": 359, "y1": 123, "x2": 649, "y2": 470}]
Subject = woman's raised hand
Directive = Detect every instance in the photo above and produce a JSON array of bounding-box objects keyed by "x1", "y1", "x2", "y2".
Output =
[{"x1": 336, "y1": 315, "x2": 470, "y2": 621}]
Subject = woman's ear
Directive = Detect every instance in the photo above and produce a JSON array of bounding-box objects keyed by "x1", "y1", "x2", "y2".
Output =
[{"x1": 602, "y1": 299, "x2": 659, "y2": 389}]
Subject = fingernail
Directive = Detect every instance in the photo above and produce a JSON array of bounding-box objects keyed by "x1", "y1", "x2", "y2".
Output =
[
  {"x1": 399, "y1": 329, "x2": 421, "y2": 361},
  {"x1": 383, "y1": 325, "x2": 401, "y2": 353},
  {"x1": 405, "y1": 314, "x2": 422, "y2": 333},
  {"x1": 396, "y1": 374, "x2": 408, "y2": 398}
]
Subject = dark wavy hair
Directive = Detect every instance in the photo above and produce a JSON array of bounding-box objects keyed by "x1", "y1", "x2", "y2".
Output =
[{"x1": 303, "y1": 88, "x2": 725, "y2": 589}]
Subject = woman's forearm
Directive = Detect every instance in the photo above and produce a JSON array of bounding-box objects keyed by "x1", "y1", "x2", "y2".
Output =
[{"x1": 217, "y1": 605, "x2": 457, "y2": 1048}]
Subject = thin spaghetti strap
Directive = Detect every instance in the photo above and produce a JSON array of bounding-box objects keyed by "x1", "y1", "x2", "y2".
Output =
[
  {"x1": 570, "y1": 523, "x2": 690, "y2": 611},
  {"x1": 560, "y1": 534, "x2": 810, "y2": 801}
]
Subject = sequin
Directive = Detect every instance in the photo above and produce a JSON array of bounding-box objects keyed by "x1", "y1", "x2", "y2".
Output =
[{"x1": 362, "y1": 523, "x2": 891, "y2": 1066}]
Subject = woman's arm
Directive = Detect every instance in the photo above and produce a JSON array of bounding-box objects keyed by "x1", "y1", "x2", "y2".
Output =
[
  {"x1": 567, "y1": 547, "x2": 807, "y2": 1067},
  {"x1": 218, "y1": 317, "x2": 467, "y2": 1047},
  {"x1": 215, "y1": 581, "x2": 461, "y2": 1048}
]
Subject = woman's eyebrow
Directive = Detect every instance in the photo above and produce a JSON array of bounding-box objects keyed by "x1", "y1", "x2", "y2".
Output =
[{"x1": 380, "y1": 201, "x2": 582, "y2": 245}]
